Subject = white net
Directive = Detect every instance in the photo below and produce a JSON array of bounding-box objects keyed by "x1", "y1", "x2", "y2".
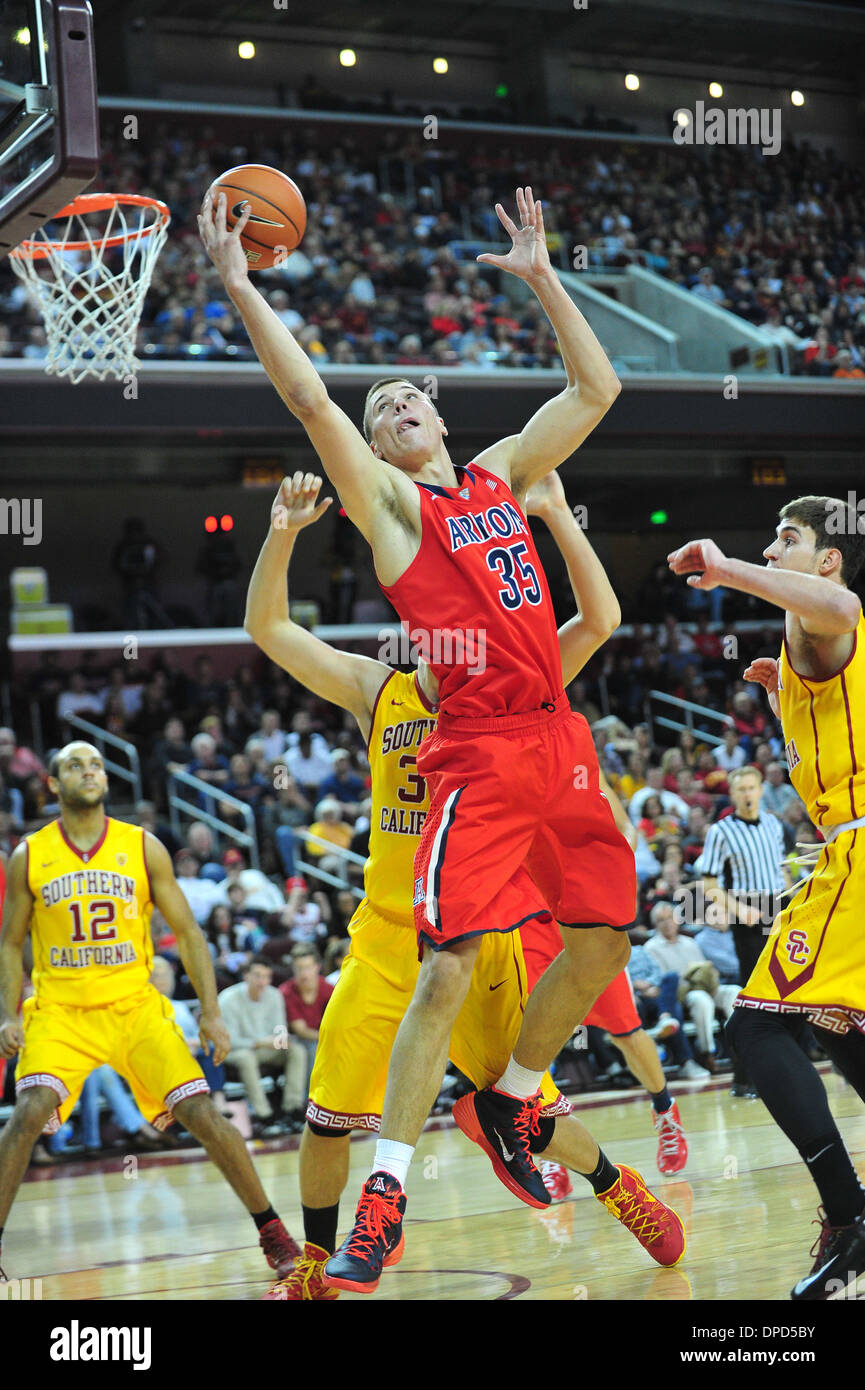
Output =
[{"x1": 9, "y1": 194, "x2": 170, "y2": 384}]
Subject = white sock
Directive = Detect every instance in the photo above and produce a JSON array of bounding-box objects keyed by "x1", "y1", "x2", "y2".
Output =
[
  {"x1": 496, "y1": 1054, "x2": 545, "y2": 1101},
  {"x1": 373, "y1": 1138, "x2": 414, "y2": 1189}
]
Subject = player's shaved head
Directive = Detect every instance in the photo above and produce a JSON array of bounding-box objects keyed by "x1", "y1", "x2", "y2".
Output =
[{"x1": 50, "y1": 741, "x2": 104, "y2": 778}]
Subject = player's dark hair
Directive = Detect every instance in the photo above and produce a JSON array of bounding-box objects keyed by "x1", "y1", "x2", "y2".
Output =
[
  {"x1": 362, "y1": 377, "x2": 415, "y2": 442},
  {"x1": 779, "y1": 495, "x2": 865, "y2": 586}
]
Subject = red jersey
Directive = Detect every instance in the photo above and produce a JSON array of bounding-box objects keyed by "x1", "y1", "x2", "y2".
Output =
[{"x1": 379, "y1": 462, "x2": 563, "y2": 717}]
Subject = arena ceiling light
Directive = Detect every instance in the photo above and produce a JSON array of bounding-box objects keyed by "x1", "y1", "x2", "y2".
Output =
[
  {"x1": 708, "y1": 81, "x2": 723, "y2": 98},
  {"x1": 624, "y1": 73, "x2": 640, "y2": 91},
  {"x1": 339, "y1": 48, "x2": 357, "y2": 66},
  {"x1": 237, "y1": 41, "x2": 255, "y2": 59},
  {"x1": 791, "y1": 89, "x2": 805, "y2": 105},
  {"x1": 433, "y1": 57, "x2": 448, "y2": 74}
]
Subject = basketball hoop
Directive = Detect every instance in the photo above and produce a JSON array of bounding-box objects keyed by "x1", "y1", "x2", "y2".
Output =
[{"x1": 9, "y1": 193, "x2": 170, "y2": 384}]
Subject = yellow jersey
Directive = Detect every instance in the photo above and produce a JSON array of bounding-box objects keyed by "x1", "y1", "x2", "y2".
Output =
[
  {"x1": 778, "y1": 611, "x2": 865, "y2": 828},
  {"x1": 26, "y1": 816, "x2": 154, "y2": 1007},
  {"x1": 361, "y1": 669, "x2": 437, "y2": 928}
]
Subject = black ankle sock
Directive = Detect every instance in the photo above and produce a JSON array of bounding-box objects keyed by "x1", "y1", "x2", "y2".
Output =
[
  {"x1": 252, "y1": 1205, "x2": 279, "y2": 1232},
  {"x1": 649, "y1": 1086, "x2": 672, "y2": 1114},
  {"x1": 579, "y1": 1149, "x2": 619, "y2": 1195},
  {"x1": 802, "y1": 1134, "x2": 865, "y2": 1228},
  {"x1": 303, "y1": 1203, "x2": 340, "y2": 1255}
]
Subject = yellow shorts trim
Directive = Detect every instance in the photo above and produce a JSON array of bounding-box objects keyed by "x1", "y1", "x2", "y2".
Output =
[
  {"x1": 17, "y1": 985, "x2": 207, "y2": 1134},
  {"x1": 308, "y1": 899, "x2": 567, "y2": 1131}
]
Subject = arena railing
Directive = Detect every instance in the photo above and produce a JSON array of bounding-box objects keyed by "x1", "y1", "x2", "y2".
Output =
[
  {"x1": 647, "y1": 690, "x2": 731, "y2": 746},
  {"x1": 63, "y1": 713, "x2": 143, "y2": 804},
  {"x1": 293, "y1": 830, "x2": 367, "y2": 900},
  {"x1": 167, "y1": 766, "x2": 260, "y2": 870}
]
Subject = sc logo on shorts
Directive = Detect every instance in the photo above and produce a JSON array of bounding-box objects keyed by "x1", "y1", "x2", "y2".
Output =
[{"x1": 784, "y1": 929, "x2": 810, "y2": 967}]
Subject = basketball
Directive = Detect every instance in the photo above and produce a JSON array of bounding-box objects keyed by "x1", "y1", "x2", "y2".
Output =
[{"x1": 207, "y1": 164, "x2": 306, "y2": 269}]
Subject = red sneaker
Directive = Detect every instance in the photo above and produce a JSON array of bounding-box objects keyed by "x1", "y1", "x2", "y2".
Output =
[
  {"x1": 653, "y1": 1101, "x2": 688, "y2": 1175},
  {"x1": 258, "y1": 1218, "x2": 303, "y2": 1280},
  {"x1": 597, "y1": 1165, "x2": 686, "y2": 1266},
  {"x1": 262, "y1": 1241, "x2": 340, "y2": 1300},
  {"x1": 540, "y1": 1161, "x2": 573, "y2": 1201}
]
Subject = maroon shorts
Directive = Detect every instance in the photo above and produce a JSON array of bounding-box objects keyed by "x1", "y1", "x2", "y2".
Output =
[{"x1": 413, "y1": 694, "x2": 636, "y2": 955}]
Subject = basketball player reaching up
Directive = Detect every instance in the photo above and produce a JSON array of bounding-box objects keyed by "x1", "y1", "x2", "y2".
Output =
[
  {"x1": 246, "y1": 470, "x2": 683, "y2": 1298},
  {"x1": 0, "y1": 744, "x2": 301, "y2": 1284},
  {"x1": 668, "y1": 495, "x2": 865, "y2": 1300},
  {"x1": 200, "y1": 185, "x2": 638, "y2": 1286}
]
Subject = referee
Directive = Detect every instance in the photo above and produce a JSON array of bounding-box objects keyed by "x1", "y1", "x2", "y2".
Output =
[{"x1": 696, "y1": 765, "x2": 788, "y2": 1095}]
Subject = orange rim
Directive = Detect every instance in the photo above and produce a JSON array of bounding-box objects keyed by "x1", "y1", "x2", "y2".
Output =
[{"x1": 10, "y1": 192, "x2": 170, "y2": 259}]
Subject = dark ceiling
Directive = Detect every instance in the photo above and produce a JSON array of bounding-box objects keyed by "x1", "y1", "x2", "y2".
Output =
[{"x1": 97, "y1": 0, "x2": 865, "y2": 87}]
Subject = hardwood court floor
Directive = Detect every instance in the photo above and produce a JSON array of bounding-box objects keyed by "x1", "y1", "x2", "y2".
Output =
[{"x1": 10, "y1": 1071, "x2": 865, "y2": 1302}]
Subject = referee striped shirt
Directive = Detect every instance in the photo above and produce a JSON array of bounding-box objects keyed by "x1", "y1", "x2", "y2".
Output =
[{"x1": 696, "y1": 811, "x2": 786, "y2": 895}]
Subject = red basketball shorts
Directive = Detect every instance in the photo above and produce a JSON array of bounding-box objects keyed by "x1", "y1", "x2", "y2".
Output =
[
  {"x1": 413, "y1": 694, "x2": 636, "y2": 955},
  {"x1": 520, "y1": 914, "x2": 642, "y2": 1035}
]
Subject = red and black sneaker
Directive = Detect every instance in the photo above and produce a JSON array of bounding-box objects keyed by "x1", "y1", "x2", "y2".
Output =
[
  {"x1": 791, "y1": 1207, "x2": 865, "y2": 1300},
  {"x1": 321, "y1": 1173, "x2": 406, "y2": 1295},
  {"x1": 258, "y1": 1218, "x2": 303, "y2": 1280},
  {"x1": 452, "y1": 1087, "x2": 551, "y2": 1209}
]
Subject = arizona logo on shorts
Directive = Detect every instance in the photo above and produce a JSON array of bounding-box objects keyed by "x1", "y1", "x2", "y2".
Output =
[{"x1": 413, "y1": 876, "x2": 424, "y2": 907}]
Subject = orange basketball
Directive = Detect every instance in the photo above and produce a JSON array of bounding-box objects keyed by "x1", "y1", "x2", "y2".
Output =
[{"x1": 207, "y1": 164, "x2": 306, "y2": 270}]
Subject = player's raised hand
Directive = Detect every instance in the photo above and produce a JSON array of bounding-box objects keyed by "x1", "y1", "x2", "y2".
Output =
[
  {"x1": 525, "y1": 469, "x2": 568, "y2": 519},
  {"x1": 477, "y1": 187, "x2": 552, "y2": 285},
  {"x1": 0, "y1": 1019, "x2": 25, "y2": 1059},
  {"x1": 198, "y1": 1009, "x2": 231, "y2": 1067},
  {"x1": 271, "y1": 473, "x2": 333, "y2": 533},
  {"x1": 743, "y1": 657, "x2": 780, "y2": 693},
  {"x1": 197, "y1": 189, "x2": 253, "y2": 291},
  {"x1": 667, "y1": 538, "x2": 728, "y2": 590}
]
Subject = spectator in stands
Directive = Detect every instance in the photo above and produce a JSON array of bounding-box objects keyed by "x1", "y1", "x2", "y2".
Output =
[
  {"x1": 279, "y1": 881, "x2": 331, "y2": 950},
  {"x1": 567, "y1": 678, "x2": 601, "y2": 725},
  {"x1": 761, "y1": 761, "x2": 801, "y2": 819},
  {"x1": 216, "y1": 847, "x2": 285, "y2": 913},
  {"x1": 285, "y1": 730, "x2": 334, "y2": 798},
  {"x1": 636, "y1": 794, "x2": 682, "y2": 848},
  {"x1": 188, "y1": 732, "x2": 231, "y2": 808},
  {"x1": 224, "y1": 753, "x2": 268, "y2": 815},
  {"x1": 223, "y1": 682, "x2": 259, "y2": 747},
  {"x1": 184, "y1": 821, "x2": 224, "y2": 880},
  {"x1": 219, "y1": 957, "x2": 308, "y2": 1134},
  {"x1": 203, "y1": 903, "x2": 250, "y2": 987},
  {"x1": 261, "y1": 769, "x2": 311, "y2": 882},
  {"x1": 56, "y1": 670, "x2": 103, "y2": 730},
  {"x1": 832, "y1": 348, "x2": 865, "y2": 379},
  {"x1": 305, "y1": 797, "x2": 354, "y2": 878},
  {"x1": 186, "y1": 655, "x2": 225, "y2": 717},
  {"x1": 78, "y1": 1066, "x2": 166, "y2": 1156},
  {"x1": 134, "y1": 799, "x2": 180, "y2": 858},
  {"x1": 174, "y1": 848, "x2": 223, "y2": 925},
  {"x1": 250, "y1": 710, "x2": 288, "y2": 763},
  {"x1": 645, "y1": 903, "x2": 738, "y2": 1072},
  {"x1": 681, "y1": 805, "x2": 709, "y2": 864},
  {"x1": 150, "y1": 955, "x2": 230, "y2": 1115},
  {"x1": 713, "y1": 723, "x2": 747, "y2": 773},
  {"x1": 617, "y1": 751, "x2": 647, "y2": 803},
  {"x1": 625, "y1": 933, "x2": 709, "y2": 1079},
  {"x1": 316, "y1": 748, "x2": 366, "y2": 816},
  {"x1": 694, "y1": 899, "x2": 742, "y2": 986},
  {"x1": 279, "y1": 944, "x2": 334, "y2": 1094},
  {"x1": 690, "y1": 267, "x2": 726, "y2": 305},
  {"x1": 0, "y1": 728, "x2": 45, "y2": 791},
  {"x1": 324, "y1": 937, "x2": 351, "y2": 984},
  {"x1": 628, "y1": 766, "x2": 689, "y2": 825},
  {"x1": 0, "y1": 770, "x2": 24, "y2": 831}
]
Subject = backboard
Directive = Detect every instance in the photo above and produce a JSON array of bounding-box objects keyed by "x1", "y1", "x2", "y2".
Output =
[{"x1": 0, "y1": 0, "x2": 99, "y2": 259}]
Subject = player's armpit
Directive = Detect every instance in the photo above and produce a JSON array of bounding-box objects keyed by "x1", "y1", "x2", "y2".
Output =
[
  {"x1": 509, "y1": 384, "x2": 618, "y2": 494},
  {"x1": 250, "y1": 619, "x2": 390, "y2": 733}
]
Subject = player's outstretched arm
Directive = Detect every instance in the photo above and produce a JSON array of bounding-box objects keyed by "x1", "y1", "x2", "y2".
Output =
[
  {"x1": 143, "y1": 833, "x2": 230, "y2": 1064},
  {"x1": 0, "y1": 844, "x2": 33, "y2": 1056},
  {"x1": 525, "y1": 472, "x2": 621, "y2": 684},
  {"x1": 667, "y1": 538, "x2": 862, "y2": 635},
  {"x1": 244, "y1": 473, "x2": 393, "y2": 741},
  {"x1": 471, "y1": 188, "x2": 621, "y2": 498},
  {"x1": 198, "y1": 192, "x2": 403, "y2": 541}
]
